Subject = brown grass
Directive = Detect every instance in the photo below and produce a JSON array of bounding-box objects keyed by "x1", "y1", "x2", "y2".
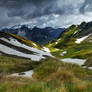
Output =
[{"x1": 74, "y1": 81, "x2": 88, "y2": 91}]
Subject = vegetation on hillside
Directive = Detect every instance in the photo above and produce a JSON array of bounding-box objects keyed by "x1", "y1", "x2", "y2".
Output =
[
  {"x1": 46, "y1": 22, "x2": 92, "y2": 60},
  {"x1": 0, "y1": 57, "x2": 92, "y2": 92}
]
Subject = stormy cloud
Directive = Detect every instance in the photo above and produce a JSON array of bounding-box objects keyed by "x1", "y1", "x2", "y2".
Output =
[{"x1": 0, "y1": 0, "x2": 92, "y2": 28}]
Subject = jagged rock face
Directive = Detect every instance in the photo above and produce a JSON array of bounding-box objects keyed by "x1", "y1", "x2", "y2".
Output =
[{"x1": 0, "y1": 25, "x2": 65, "y2": 45}]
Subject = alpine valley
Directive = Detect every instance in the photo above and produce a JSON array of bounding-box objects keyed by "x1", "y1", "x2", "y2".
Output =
[{"x1": 0, "y1": 21, "x2": 92, "y2": 92}]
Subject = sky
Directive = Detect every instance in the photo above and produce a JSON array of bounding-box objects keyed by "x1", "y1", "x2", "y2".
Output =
[{"x1": 0, "y1": 0, "x2": 92, "y2": 28}]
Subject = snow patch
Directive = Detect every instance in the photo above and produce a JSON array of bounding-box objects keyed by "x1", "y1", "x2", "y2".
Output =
[
  {"x1": 60, "y1": 58, "x2": 86, "y2": 66},
  {"x1": 0, "y1": 37, "x2": 52, "y2": 61},
  {"x1": 32, "y1": 43, "x2": 37, "y2": 47},
  {"x1": 11, "y1": 70, "x2": 34, "y2": 78},
  {"x1": 87, "y1": 67, "x2": 92, "y2": 70},
  {"x1": 75, "y1": 34, "x2": 91, "y2": 44},
  {"x1": 58, "y1": 39, "x2": 61, "y2": 41},
  {"x1": 83, "y1": 66, "x2": 92, "y2": 70},
  {"x1": 43, "y1": 47, "x2": 50, "y2": 52},
  {"x1": 60, "y1": 51, "x2": 67, "y2": 56},
  {"x1": 55, "y1": 42, "x2": 58, "y2": 44},
  {"x1": 0, "y1": 44, "x2": 46, "y2": 61},
  {"x1": 74, "y1": 31, "x2": 78, "y2": 35},
  {"x1": 55, "y1": 48, "x2": 59, "y2": 51}
]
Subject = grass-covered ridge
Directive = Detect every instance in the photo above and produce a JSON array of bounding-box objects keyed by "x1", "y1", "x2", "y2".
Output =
[
  {"x1": 46, "y1": 22, "x2": 92, "y2": 59},
  {"x1": 0, "y1": 32, "x2": 40, "y2": 49}
]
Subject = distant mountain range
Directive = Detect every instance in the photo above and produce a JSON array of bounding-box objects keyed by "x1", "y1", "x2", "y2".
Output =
[{"x1": 0, "y1": 25, "x2": 65, "y2": 45}]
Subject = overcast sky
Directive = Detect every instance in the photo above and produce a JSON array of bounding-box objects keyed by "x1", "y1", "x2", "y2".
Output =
[{"x1": 0, "y1": 0, "x2": 92, "y2": 28}]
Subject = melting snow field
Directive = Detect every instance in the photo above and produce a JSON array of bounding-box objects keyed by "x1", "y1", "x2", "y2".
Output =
[
  {"x1": 0, "y1": 37, "x2": 52, "y2": 61},
  {"x1": 11, "y1": 70, "x2": 34, "y2": 78},
  {"x1": 60, "y1": 58, "x2": 86, "y2": 66},
  {"x1": 75, "y1": 34, "x2": 91, "y2": 44},
  {"x1": 0, "y1": 44, "x2": 46, "y2": 61}
]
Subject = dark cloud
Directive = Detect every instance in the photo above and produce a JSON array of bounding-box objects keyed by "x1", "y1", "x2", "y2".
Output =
[
  {"x1": 0, "y1": 0, "x2": 92, "y2": 28},
  {"x1": 7, "y1": 0, "x2": 58, "y2": 18}
]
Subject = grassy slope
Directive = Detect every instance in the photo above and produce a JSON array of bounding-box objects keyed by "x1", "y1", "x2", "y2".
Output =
[
  {"x1": 0, "y1": 58, "x2": 92, "y2": 92},
  {"x1": 0, "y1": 55, "x2": 41, "y2": 74},
  {"x1": 47, "y1": 25, "x2": 92, "y2": 59}
]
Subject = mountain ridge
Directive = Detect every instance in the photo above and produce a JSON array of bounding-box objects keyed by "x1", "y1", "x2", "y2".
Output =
[
  {"x1": 46, "y1": 21, "x2": 92, "y2": 60},
  {"x1": 0, "y1": 25, "x2": 65, "y2": 45}
]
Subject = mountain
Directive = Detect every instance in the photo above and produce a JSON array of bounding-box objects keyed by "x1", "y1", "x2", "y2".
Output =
[
  {"x1": 0, "y1": 32, "x2": 52, "y2": 61},
  {"x1": 47, "y1": 21, "x2": 92, "y2": 59},
  {"x1": 0, "y1": 25, "x2": 65, "y2": 45},
  {"x1": 54, "y1": 21, "x2": 92, "y2": 48}
]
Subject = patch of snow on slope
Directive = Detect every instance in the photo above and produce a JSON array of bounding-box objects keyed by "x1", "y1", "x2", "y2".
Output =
[
  {"x1": 60, "y1": 58, "x2": 86, "y2": 66},
  {"x1": 0, "y1": 44, "x2": 50, "y2": 61},
  {"x1": 0, "y1": 38, "x2": 23, "y2": 47},
  {"x1": 75, "y1": 34, "x2": 91, "y2": 44},
  {"x1": 11, "y1": 70, "x2": 34, "y2": 78},
  {"x1": 87, "y1": 67, "x2": 92, "y2": 70},
  {"x1": 55, "y1": 42, "x2": 58, "y2": 44},
  {"x1": 83, "y1": 66, "x2": 92, "y2": 70},
  {"x1": 0, "y1": 37, "x2": 52, "y2": 57},
  {"x1": 60, "y1": 51, "x2": 67, "y2": 56},
  {"x1": 55, "y1": 48, "x2": 59, "y2": 51},
  {"x1": 43, "y1": 47, "x2": 50, "y2": 52},
  {"x1": 32, "y1": 43, "x2": 37, "y2": 47},
  {"x1": 58, "y1": 39, "x2": 61, "y2": 41},
  {"x1": 74, "y1": 31, "x2": 78, "y2": 35}
]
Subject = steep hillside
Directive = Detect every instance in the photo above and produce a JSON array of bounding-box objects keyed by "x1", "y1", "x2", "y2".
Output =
[
  {"x1": 1, "y1": 57, "x2": 92, "y2": 92},
  {"x1": 47, "y1": 21, "x2": 92, "y2": 60},
  {"x1": 0, "y1": 32, "x2": 52, "y2": 61}
]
